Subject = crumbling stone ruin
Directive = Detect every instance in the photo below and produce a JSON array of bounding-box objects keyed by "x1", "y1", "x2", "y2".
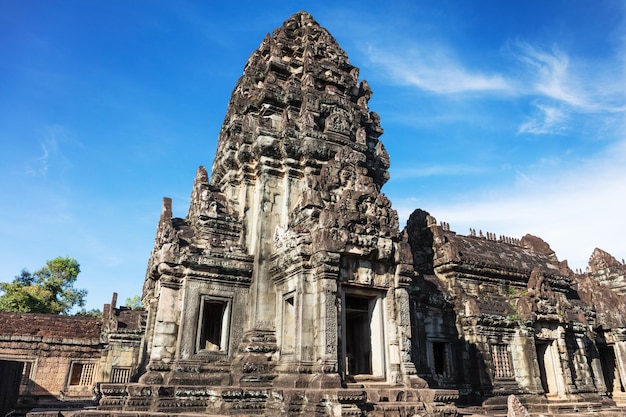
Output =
[
  {"x1": 405, "y1": 210, "x2": 626, "y2": 415},
  {"x1": 94, "y1": 10, "x2": 456, "y2": 416},
  {"x1": 0, "y1": 294, "x2": 144, "y2": 415},
  {"x1": 2, "y1": 10, "x2": 626, "y2": 417}
]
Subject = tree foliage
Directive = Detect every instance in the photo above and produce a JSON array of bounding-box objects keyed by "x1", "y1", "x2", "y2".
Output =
[
  {"x1": 75, "y1": 307, "x2": 102, "y2": 317},
  {"x1": 124, "y1": 295, "x2": 143, "y2": 310},
  {"x1": 0, "y1": 257, "x2": 87, "y2": 315}
]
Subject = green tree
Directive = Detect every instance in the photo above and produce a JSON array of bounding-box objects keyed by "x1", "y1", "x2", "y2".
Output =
[
  {"x1": 75, "y1": 307, "x2": 102, "y2": 317},
  {"x1": 0, "y1": 257, "x2": 87, "y2": 314},
  {"x1": 124, "y1": 295, "x2": 142, "y2": 310}
]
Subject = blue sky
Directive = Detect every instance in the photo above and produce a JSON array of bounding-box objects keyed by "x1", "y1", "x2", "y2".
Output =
[{"x1": 1, "y1": 1, "x2": 625, "y2": 311}]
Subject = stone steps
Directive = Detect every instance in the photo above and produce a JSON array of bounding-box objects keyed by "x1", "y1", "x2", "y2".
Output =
[{"x1": 477, "y1": 394, "x2": 626, "y2": 417}]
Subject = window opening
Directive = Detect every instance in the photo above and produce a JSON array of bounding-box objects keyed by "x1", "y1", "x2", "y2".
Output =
[
  {"x1": 432, "y1": 342, "x2": 450, "y2": 376},
  {"x1": 282, "y1": 296, "x2": 295, "y2": 352},
  {"x1": 69, "y1": 363, "x2": 95, "y2": 386},
  {"x1": 198, "y1": 299, "x2": 229, "y2": 352},
  {"x1": 536, "y1": 340, "x2": 563, "y2": 396},
  {"x1": 491, "y1": 344, "x2": 513, "y2": 378},
  {"x1": 599, "y1": 346, "x2": 625, "y2": 395},
  {"x1": 110, "y1": 367, "x2": 132, "y2": 384},
  {"x1": 536, "y1": 342, "x2": 550, "y2": 393}
]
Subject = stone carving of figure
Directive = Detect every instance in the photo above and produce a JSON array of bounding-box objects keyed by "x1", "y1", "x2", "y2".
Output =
[
  {"x1": 273, "y1": 224, "x2": 297, "y2": 249},
  {"x1": 302, "y1": 73, "x2": 315, "y2": 89},
  {"x1": 357, "y1": 96, "x2": 369, "y2": 110},
  {"x1": 265, "y1": 72, "x2": 277, "y2": 84},
  {"x1": 338, "y1": 165, "x2": 356, "y2": 190},
  {"x1": 325, "y1": 113, "x2": 347, "y2": 133}
]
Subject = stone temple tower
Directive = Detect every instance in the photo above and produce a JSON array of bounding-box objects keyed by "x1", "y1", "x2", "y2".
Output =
[
  {"x1": 13, "y1": 12, "x2": 626, "y2": 417},
  {"x1": 98, "y1": 11, "x2": 457, "y2": 416}
]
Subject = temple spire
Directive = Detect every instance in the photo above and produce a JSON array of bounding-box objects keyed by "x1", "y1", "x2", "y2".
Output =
[{"x1": 210, "y1": 10, "x2": 388, "y2": 194}]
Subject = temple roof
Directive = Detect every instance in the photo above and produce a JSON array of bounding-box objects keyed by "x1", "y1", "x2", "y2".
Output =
[
  {"x1": 406, "y1": 209, "x2": 569, "y2": 284},
  {"x1": 210, "y1": 10, "x2": 389, "y2": 191},
  {"x1": 444, "y1": 232, "x2": 563, "y2": 278},
  {"x1": 0, "y1": 311, "x2": 101, "y2": 341}
]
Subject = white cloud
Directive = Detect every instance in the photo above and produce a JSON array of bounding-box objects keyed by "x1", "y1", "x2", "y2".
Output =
[
  {"x1": 366, "y1": 43, "x2": 512, "y2": 94},
  {"x1": 366, "y1": 36, "x2": 625, "y2": 137},
  {"x1": 392, "y1": 164, "x2": 485, "y2": 179},
  {"x1": 27, "y1": 142, "x2": 50, "y2": 176},
  {"x1": 518, "y1": 102, "x2": 568, "y2": 135},
  {"x1": 395, "y1": 137, "x2": 626, "y2": 269},
  {"x1": 510, "y1": 41, "x2": 626, "y2": 133},
  {"x1": 24, "y1": 125, "x2": 78, "y2": 177},
  {"x1": 511, "y1": 43, "x2": 588, "y2": 108}
]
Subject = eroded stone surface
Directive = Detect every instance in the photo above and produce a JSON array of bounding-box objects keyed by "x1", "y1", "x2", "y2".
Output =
[
  {"x1": 92, "y1": 10, "x2": 626, "y2": 417},
  {"x1": 9, "y1": 10, "x2": 626, "y2": 417},
  {"x1": 405, "y1": 208, "x2": 626, "y2": 413},
  {"x1": 0, "y1": 295, "x2": 144, "y2": 412},
  {"x1": 94, "y1": 11, "x2": 450, "y2": 417}
]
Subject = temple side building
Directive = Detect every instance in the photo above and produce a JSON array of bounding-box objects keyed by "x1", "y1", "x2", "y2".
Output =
[
  {"x1": 0, "y1": 294, "x2": 144, "y2": 416},
  {"x1": 405, "y1": 209, "x2": 626, "y2": 415}
]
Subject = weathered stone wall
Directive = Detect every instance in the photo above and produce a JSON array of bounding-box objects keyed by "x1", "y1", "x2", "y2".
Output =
[
  {"x1": 6, "y1": 9, "x2": 626, "y2": 417},
  {"x1": 405, "y1": 208, "x2": 626, "y2": 413},
  {"x1": 587, "y1": 248, "x2": 626, "y2": 295},
  {"x1": 0, "y1": 302, "x2": 145, "y2": 414},
  {"x1": 90, "y1": 11, "x2": 459, "y2": 417},
  {"x1": 0, "y1": 312, "x2": 101, "y2": 399},
  {"x1": 99, "y1": 302, "x2": 146, "y2": 386}
]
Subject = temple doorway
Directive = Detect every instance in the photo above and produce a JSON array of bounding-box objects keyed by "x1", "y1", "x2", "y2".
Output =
[
  {"x1": 345, "y1": 296, "x2": 371, "y2": 374},
  {"x1": 343, "y1": 293, "x2": 385, "y2": 378},
  {"x1": 536, "y1": 340, "x2": 564, "y2": 396},
  {"x1": 599, "y1": 346, "x2": 624, "y2": 396}
]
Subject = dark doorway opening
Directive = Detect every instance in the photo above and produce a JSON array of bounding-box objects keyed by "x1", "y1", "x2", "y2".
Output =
[
  {"x1": 345, "y1": 295, "x2": 372, "y2": 375},
  {"x1": 536, "y1": 342, "x2": 550, "y2": 394},
  {"x1": 599, "y1": 346, "x2": 625, "y2": 395},
  {"x1": 199, "y1": 300, "x2": 227, "y2": 351},
  {"x1": 432, "y1": 341, "x2": 448, "y2": 376}
]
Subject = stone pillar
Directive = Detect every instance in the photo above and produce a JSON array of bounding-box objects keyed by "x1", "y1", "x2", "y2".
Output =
[
  {"x1": 410, "y1": 299, "x2": 429, "y2": 377},
  {"x1": 309, "y1": 251, "x2": 341, "y2": 388},
  {"x1": 589, "y1": 356, "x2": 608, "y2": 395},
  {"x1": 555, "y1": 327, "x2": 573, "y2": 396},
  {"x1": 152, "y1": 280, "x2": 180, "y2": 362},
  {"x1": 512, "y1": 329, "x2": 542, "y2": 393},
  {"x1": 572, "y1": 330, "x2": 596, "y2": 391},
  {"x1": 140, "y1": 292, "x2": 158, "y2": 372},
  {"x1": 244, "y1": 167, "x2": 281, "y2": 339},
  {"x1": 396, "y1": 286, "x2": 422, "y2": 386},
  {"x1": 139, "y1": 277, "x2": 181, "y2": 384},
  {"x1": 613, "y1": 330, "x2": 626, "y2": 395},
  {"x1": 298, "y1": 268, "x2": 316, "y2": 365}
]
